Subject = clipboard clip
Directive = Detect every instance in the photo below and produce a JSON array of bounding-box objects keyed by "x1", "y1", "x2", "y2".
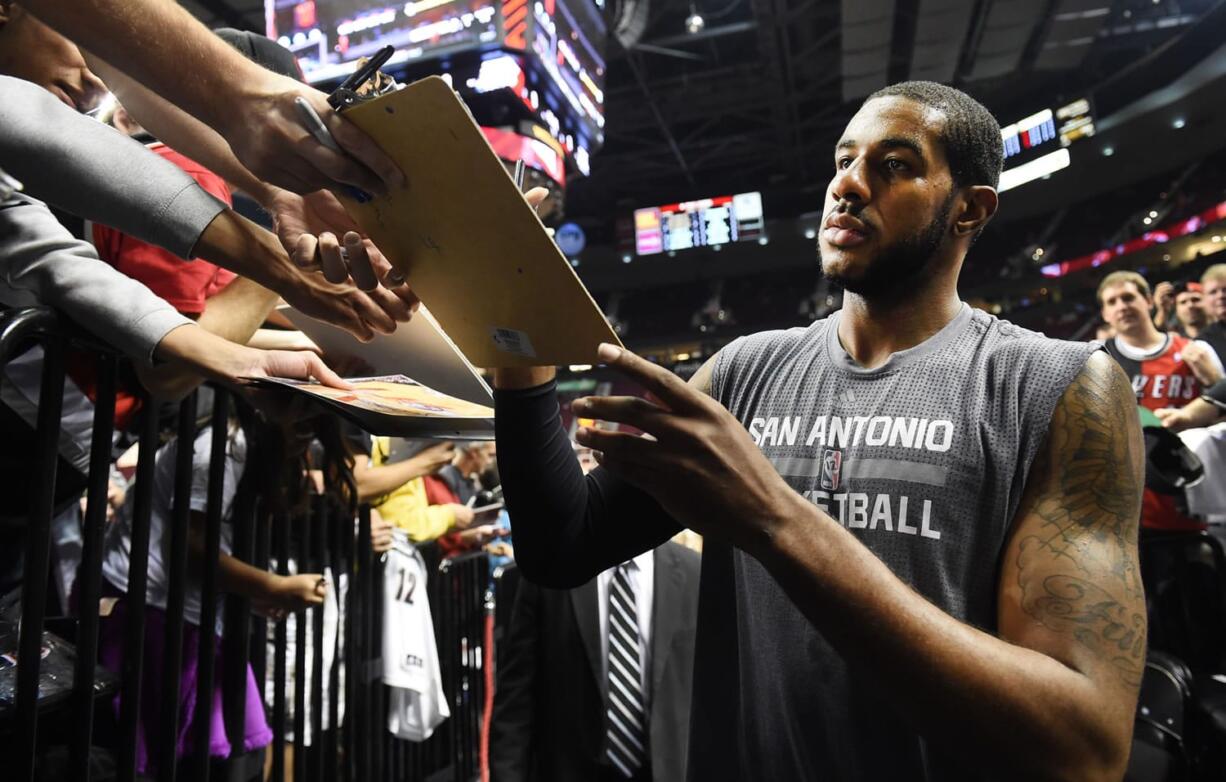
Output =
[{"x1": 328, "y1": 45, "x2": 397, "y2": 112}]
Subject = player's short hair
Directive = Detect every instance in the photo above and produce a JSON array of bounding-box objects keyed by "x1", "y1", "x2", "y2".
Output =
[
  {"x1": 1202, "y1": 263, "x2": 1226, "y2": 287},
  {"x1": 865, "y1": 81, "x2": 1003, "y2": 190},
  {"x1": 1097, "y1": 270, "x2": 1151, "y2": 306}
]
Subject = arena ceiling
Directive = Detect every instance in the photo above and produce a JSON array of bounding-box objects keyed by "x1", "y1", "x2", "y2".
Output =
[{"x1": 185, "y1": 0, "x2": 1223, "y2": 232}]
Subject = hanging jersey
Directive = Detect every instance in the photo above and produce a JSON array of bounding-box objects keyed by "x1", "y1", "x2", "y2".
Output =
[
  {"x1": 383, "y1": 535, "x2": 449, "y2": 741},
  {"x1": 1106, "y1": 333, "x2": 1223, "y2": 411}
]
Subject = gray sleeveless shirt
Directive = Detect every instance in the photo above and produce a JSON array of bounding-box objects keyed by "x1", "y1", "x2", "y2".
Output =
[{"x1": 688, "y1": 304, "x2": 1096, "y2": 781}]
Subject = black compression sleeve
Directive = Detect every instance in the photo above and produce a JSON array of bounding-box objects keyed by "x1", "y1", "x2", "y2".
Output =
[{"x1": 494, "y1": 380, "x2": 681, "y2": 588}]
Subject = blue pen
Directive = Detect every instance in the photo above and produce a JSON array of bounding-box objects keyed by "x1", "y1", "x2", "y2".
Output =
[{"x1": 292, "y1": 96, "x2": 372, "y2": 203}]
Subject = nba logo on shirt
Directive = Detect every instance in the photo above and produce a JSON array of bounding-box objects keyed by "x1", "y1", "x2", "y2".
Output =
[{"x1": 820, "y1": 448, "x2": 843, "y2": 491}]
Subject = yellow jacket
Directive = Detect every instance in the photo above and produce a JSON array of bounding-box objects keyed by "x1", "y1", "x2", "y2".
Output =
[{"x1": 371, "y1": 437, "x2": 456, "y2": 542}]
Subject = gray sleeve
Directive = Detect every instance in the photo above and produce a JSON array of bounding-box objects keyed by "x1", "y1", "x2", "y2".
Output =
[
  {"x1": 0, "y1": 75, "x2": 225, "y2": 259},
  {"x1": 0, "y1": 197, "x2": 191, "y2": 362}
]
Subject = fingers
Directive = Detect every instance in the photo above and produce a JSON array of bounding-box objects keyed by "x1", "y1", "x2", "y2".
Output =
[
  {"x1": 305, "y1": 354, "x2": 353, "y2": 389},
  {"x1": 574, "y1": 426, "x2": 657, "y2": 462},
  {"x1": 318, "y1": 232, "x2": 349, "y2": 284},
  {"x1": 363, "y1": 285, "x2": 414, "y2": 326},
  {"x1": 292, "y1": 233, "x2": 320, "y2": 269},
  {"x1": 342, "y1": 232, "x2": 380, "y2": 291},
  {"x1": 572, "y1": 395, "x2": 669, "y2": 433},
  {"x1": 596, "y1": 343, "x2": 697, "y2": 413},
  {"x1": 524, "y1": 187, "x2": 549, "y2": 210},
  {"x1": 363, "y1": 239, "x2": 407, "y2": 288},
  {"x1": 346, "y1": 289, "x2": 398, "y2": 336},
  {"x1": 326, "y1": 107, "x2": 406, "y2": 193},
  {"x1": 295, "y1": 130, "x2": 384, "y2": 196}
]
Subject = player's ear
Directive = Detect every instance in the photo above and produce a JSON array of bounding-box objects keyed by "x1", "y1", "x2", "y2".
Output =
[{"x1": 953, "y1": 186, "x2": 998, "y2": 238}]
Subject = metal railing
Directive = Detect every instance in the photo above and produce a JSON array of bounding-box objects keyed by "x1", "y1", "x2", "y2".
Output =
[{"x1": 0, "y1": 306, "x2": 507, "y2": 782}]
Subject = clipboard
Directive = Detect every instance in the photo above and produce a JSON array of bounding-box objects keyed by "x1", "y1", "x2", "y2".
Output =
[{"x1": 337, "y1": 76, "x2": 622, "y2": 368}]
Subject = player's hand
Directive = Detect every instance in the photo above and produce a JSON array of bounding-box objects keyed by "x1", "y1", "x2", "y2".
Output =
[
  {"x1": 571, "y1": 343, "x2": 804, "y2": 556},
  {"x1": 278, "y1": 263, "x2": 417, "y2": 343},
  {"x1": 268, "y1": 188, "x2": 409, "y2": 291},
  {"x1": 370, "y1": 511, "x2": 395, "y2": 554},
  {"x1": 1181, "y1": 341, "x2": 1224, "y2": 386},
  {"x1": 223, "y1": 73, "x2": 403, "y2": 197}
]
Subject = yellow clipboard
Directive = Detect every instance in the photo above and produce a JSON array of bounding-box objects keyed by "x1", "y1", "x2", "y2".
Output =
[{"x1": 338, "y1": 76, "x2": 622, "y2": 368}]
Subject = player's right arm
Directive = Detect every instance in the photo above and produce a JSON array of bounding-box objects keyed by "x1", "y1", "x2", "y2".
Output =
[{"x1": 490, "y1": 356, "x2": 718, "y2": 587}]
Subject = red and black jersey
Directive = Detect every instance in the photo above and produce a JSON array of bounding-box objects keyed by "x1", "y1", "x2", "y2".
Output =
[
  {"x1": 1105, "y1": 333, "x2": 1210, "y2": 411},
  {"x1": 1106, "y1": 333, "x2": 1218, "y2": 532}
]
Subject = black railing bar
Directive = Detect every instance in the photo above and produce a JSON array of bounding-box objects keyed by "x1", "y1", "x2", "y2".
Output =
[
  {"x1": 70, "y1": 352, "x2": 118, "y2": 781},
  {"x1": 326, "y1": 506, "x2": 342, "y2": 779},
  {"x1": 292, "y1": 509, "x2": 310, "y2": 782},
  {"x1": 271, "y1": 514, "x2": 289, "y2": 782},
  {"x1": 192, "y1": 388, "x2": 229, "y2": 781},
  {"x1": 354, "y1": 504, "x2": 372, "y2": 782},
  {"x1": 157, "y1": 392, "x2": 198, "y2": 782},
  {"x1": 13, "y1": 334, "x2": 66, "y2": 782},
  {"x1": 250, "y1": 503, "x2": 271, "y2": 689},
  {"x1": 222, "y1": 412, "x2": 257, "y2": 763},
  {"x1": 117, "y1": 395, "x2": 163, "y2": 782},
  {"x1": 309, "y1": 500, "x2": 325, "y2": 782},
  {"x1": 0, "y1": 307, "x2": 131, "y2": 368}
]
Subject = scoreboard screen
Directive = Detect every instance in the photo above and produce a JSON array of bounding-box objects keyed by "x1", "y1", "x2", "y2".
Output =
[
  {"x1": 268, "y1": 0, "x2": 500, "y2": 84},
  {"x1": 634, "y1": 192, "x2": 764, "y2": 256}
]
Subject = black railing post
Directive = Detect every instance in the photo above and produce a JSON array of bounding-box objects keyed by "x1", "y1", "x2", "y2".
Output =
[
  {"x1": 14, "y1": 334, "x2": 65, "y2": 782},
  {"x1": 354, "y1": 504, "x2": 373, "y2": 781},
  {"x1": 309, "y1": 499, "x2": 325, "y2": 782},
  {"x1": 118, "y1": 395, "x2": 163, "y2": 782},
  {"x1": 293, "y1": 508, "x2": 311, "y2": 782},
  {"x1": 271, "y1": 514, "x2": 289, "y2": 782},
  {"x1": 157, "y1": 393, "x2": 198, "y2": 782},
  {"x1": 193, "y1": 388, "x2": 229, "y2": 780},
  {"x1": 70, "y1": 353, "x2": 118, "y2": 780},
  {"x1": 222, "y1": 404, "x2": 256, "y2": 768}
]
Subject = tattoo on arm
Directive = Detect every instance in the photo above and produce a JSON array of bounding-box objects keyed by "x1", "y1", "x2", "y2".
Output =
[{"x1": 1013, "y1": 354, "x2": 1146, "y2": 687}]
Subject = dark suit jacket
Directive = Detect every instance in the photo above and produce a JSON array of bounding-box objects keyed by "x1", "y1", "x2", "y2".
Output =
[{"x1": 490, "y1": 541, "x2": 701, "y2": 782}]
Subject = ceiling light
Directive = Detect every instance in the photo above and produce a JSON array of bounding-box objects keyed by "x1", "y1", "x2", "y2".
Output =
[
  {"x1": 758, "y1": 236, "x2": 769, "y2": 246},
  {"x1": 1148, "y1": 210, "x2": 1158, "y2": 218},
  {"x1": 804, "y1": 227, "x2": 817, "y2": 240},
  {"x1": 1102, "y1": 145, "x2": 1115, "y2": 156},
  {"x1": 685, "y1": 9, "x2": 705, "y2": 34},
  {"x1": 621, "y1": 254, "x2": 632, "y2": 263},
  {"x1": 1143, "y1": 217, "x2": 1152, "y2": 225},
  {"x1": 1172, "y1": 117, "x2": 1186, "y2": 129}
]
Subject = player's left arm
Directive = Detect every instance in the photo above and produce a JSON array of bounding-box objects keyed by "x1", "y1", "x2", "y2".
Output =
[{"x1": 997, "y1": 350, "x2": 1145, "y2": 772}]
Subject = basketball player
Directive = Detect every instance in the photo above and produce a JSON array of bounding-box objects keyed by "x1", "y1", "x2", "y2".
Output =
[{"x1": 497, "y1": 82, "x2": 1144, "y2": 780}]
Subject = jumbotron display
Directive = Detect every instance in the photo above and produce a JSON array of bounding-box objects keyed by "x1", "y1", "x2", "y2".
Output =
[
  {"x1": 266, "y1": 0, "x2": 606, "y2": 176},
  {"x1": 634, "y1": 192, "x2": 765, "y2": 256}
]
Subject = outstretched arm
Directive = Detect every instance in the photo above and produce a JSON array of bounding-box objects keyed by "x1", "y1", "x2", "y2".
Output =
[
  {"x1": 25, "y1": 0, "x2": 401, "y2": 196},
  {"x1": 576, "y1": 346, "x2": 1144, "y2": 782}
]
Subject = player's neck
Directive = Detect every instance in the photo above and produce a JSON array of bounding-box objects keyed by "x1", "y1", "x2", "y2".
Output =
[{"x1": 837, "y1": 286, "x2": 962, "y2": 370}]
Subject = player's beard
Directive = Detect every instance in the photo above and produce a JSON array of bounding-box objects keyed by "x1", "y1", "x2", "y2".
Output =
[{"x1": 821, "y1": 192, "x2": 955, "y2": 300}]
